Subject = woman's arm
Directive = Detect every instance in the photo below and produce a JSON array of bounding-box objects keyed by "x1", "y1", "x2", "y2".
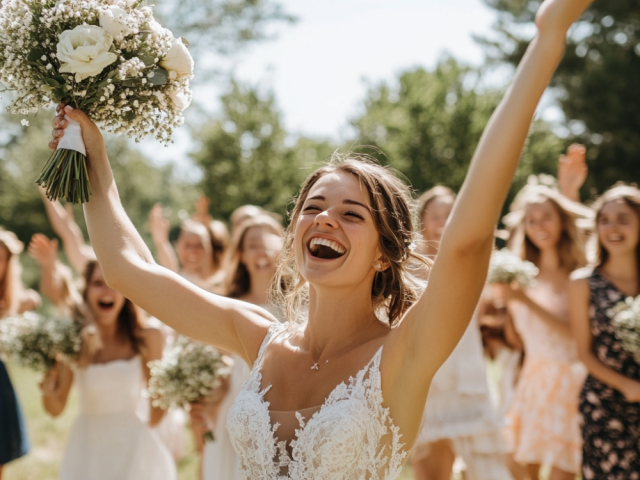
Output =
[
  {"x1": 40, "y1": 362, "x2": 74, "y2": 417},
  {"x1": 148, "y1": 204, "x2": 180, "y2": 273},
  {"x1": 568, "y1": 278, "x2": 640, "y2": 402},
  {"x1": 558, "y1": 144, "x2": 588, "y2": 202},
  {"x1": 384, "y1": 0, "x2": 594, "y2": 402},
  {"x1": 39, "y1": 189, "x2": 93, "y2": 274},
  {"x1": 139, "y1": 327, "x2": 167, "y2": 428},
  {"x1": 497, "y1": 282, "x2": 572, "y2": 337},
  {"x1": 49, "y1": 107, "x2": 271, "y2": 366},
  {"x1": 28, "y1": 234, "x2": 65, "y2": 305}
]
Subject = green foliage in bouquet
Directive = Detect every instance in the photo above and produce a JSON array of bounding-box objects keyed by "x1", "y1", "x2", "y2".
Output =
[
  {"x1": 0, "y1": 0, "x2": 193, "y2": 203},
  {"x1": 0, "y1": 312, "x2": 83, "y2": 371},
  {"x1": 608, "y1": 295, "x2": 640, "y2": 364},
  {"x1": 486, "y1": 248, "x2": 539, "y2": 286}
]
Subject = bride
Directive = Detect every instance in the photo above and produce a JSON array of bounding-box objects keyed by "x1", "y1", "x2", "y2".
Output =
[{"x1": 48, "y1": 1, "x2": 593, "y2": 477}]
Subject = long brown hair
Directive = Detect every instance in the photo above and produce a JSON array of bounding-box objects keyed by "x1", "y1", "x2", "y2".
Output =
[
  {"x1": 206, "y1": 219, "x2": 230, "y2": 271},
  {"x1": 0, "y1": 229, "x2": 25, "y2": 317},
  {"x1": 593, "y1": 184, "x2": 640, "y2": 279},
  {"x1": 271, "y1": 153, "x2": 428, "y2": 327},
  {"x1": 503, "y1": 185, "x2": 591, "y2": 272},
  {"x1": 78, "y1": 260, "x2": 144, "y2": 352},
  {"x1": 225, "y1": 215, "x2": 284, "y2": 299}
]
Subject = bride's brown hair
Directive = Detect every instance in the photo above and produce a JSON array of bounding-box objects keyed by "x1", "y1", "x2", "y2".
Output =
[{"x1": 271, "y1": 153, "x2": 427, "y2": 327}]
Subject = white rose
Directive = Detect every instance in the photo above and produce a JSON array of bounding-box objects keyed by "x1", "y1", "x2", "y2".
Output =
[
  {"x1": 148, "y1": 18, "x2": 170, "y2": 38},
  {"x1": 168, "y1": 88, "x2": 190, "y2": 111},
  {"x1": 57, "y1": 25, "x2": 117, "y2": 82},
  {"x1": 159, "y1": 37, "x2": 193, "y2": 78},
  {"x1": 99, "y1": 5, "x2": 135, "y2": 40}
]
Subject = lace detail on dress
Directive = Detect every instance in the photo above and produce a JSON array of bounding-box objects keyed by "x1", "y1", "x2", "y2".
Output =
[{"x1": 227, "y1": 322, "x2": 407, "y2": 479}]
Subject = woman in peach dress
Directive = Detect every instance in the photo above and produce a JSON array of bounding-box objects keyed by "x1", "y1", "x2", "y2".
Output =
[{"x1": 496, "y1": 184, "x2": 592, "y2": 480}]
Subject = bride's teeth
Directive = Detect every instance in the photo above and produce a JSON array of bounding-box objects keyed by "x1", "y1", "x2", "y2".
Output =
[{"x1": 309, "y1": 238, "x2": 345, "y2": 254}]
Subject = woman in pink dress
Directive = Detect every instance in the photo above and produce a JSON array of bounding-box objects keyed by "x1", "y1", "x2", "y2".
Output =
[{"x1": 496, "y1": 184, "x2": 592, "y2": 479}]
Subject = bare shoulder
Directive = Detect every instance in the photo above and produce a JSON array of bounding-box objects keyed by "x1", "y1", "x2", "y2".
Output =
[
  {"x1": 138, "y1": 325, "x2": 164, "y2": 345},
  {"x1": 570, "y1": 266, "x2": 594, "y2": 282}
]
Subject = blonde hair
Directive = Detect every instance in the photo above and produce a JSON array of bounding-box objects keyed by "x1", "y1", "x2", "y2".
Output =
[
  {"x1": 271, "y1": 153, "x2": 428, "y2": 327},
  {"x1": 503, "y1": 185, "x2": 592, "y2": 272},
  {"x1": 225, "y1": 215, "x2": 284, "y2": 299},
  {"x1": 0, "y1": 229, "x2": 25, "y2": 317},
  {"x1": 416, "y1": 186, "x2": 456, "y2": 227},
  {"x1": 592, "y1": 184, "x2": 640, "y2": 277}
]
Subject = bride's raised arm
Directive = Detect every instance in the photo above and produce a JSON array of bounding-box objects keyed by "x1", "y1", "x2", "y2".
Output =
[
  {"x1": 387, "y1": 0, "x2": 593, "y2": 385},
  {"x1": 48, "y1": 108, "x2": 273, "y2": 365}
]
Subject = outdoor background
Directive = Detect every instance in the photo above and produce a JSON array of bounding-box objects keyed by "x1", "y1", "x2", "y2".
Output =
[{"x1": 2, "y1": 0, "x2": 640, "y2": 478}]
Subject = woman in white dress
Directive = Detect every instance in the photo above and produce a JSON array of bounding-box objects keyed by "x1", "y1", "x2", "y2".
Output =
[
  {"x1": 48, "y1": 2, "x2": 594, "y2": 477},
  {"x1": 411, "y1": 187, "x2": 511, "y2": 480},
  {"x1": 193, "y1": 214, "x2": 284, "y2": 480},
  {"x1": 37, "y1": 260, "x2": 176, "y2": 480}
]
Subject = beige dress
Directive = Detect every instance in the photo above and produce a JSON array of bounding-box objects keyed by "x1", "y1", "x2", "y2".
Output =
[{"x1": 413, "y1": 313, "x2": 512, "y2": 480}]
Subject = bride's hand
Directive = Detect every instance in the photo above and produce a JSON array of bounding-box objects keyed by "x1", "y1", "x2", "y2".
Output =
[
  {"x1": 535, "y1": 0, "x2": 594, "y2": 38},
  {"x1": 49, "y1": 103, "x2": 106, "y2": 161}
]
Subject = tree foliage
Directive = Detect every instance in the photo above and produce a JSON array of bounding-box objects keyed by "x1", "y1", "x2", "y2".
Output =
[
  {"x1": 481, "y1": 0, "x2": 640, "y2": 193},
  {"x1": 0, "y1": 111, "x2": 197, "y2": 283},
  {"x1": 192, "y1": 80, "x2": 334, "y2": 221},
  {"x1": 155, "y1": 0, "x2": 295, "y2": 57},
  {"x1": 351, "y1": 57, "x2": 564, "y2": 203}
]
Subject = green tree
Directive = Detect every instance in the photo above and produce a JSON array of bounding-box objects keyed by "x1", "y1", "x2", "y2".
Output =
[
  {"x1": 0, "y1": 111, "x2": 197, "y2": 284},
  {"x1": 192, "y1": 80, "x2": 334, "y2": 220},
  {"x1": 481, "y1": 0, "x2": 640, "y2": 194},
  {"x1": 351, "y1": 57, "x2": 564, "y2": 201},
  {"x1": 156, "y1": 0, "x2": 295, "y2": 57}
]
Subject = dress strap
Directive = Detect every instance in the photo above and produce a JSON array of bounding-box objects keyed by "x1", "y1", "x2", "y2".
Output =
[{"x1": 254, "y1": 322, "x2": 286, "y2": 367}]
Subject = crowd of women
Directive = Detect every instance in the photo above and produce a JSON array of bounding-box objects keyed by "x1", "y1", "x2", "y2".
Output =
[
  {"x1": 1, "y1": 141, "x2": 639, "y2": 480},
  {"x1": 0, "y1": 3, "x2": 638, "y2": 476}
]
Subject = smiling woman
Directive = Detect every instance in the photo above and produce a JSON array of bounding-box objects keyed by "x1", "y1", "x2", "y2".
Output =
[{"x1": 47, "y1": 0, "x2": 595, "y2": 477}]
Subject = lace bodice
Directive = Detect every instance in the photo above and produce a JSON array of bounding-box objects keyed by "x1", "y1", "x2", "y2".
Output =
[
  {"x1": 226, "y1": 323, "x2": 407, "y2": 480},
  {"x1": 75, "y1": 356, "x2": 143, "y2": 415}
]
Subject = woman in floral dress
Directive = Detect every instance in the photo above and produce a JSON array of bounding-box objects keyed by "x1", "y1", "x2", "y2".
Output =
[{"x1": 569, "y1": 185, "x2": 640, "y2": 479}]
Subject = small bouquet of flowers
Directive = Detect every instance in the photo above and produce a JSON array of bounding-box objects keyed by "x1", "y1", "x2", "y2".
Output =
[
  {"x1": 487, "y1": 249, "x2": 539, "y2": 287},
  {"x1": 0, "y1": 312, "x2": 83, "y2": 371},
  {"x1": 608, "y1": 295, "x2": 640, "y2": 363},
  {"x1": 147, "y1": 336, "x2": 231, "y2": 440},
  {"x1": 0, "y1": 0, "x2": 193, "y2": 203}
]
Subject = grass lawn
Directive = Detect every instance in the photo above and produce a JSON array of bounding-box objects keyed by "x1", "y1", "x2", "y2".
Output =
[{"x1": 4, "y1": 361, "x2": 416, "y2": 479}]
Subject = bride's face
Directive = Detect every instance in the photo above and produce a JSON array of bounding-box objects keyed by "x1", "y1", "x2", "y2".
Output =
[
  {"x1": 294, "y1": 171, "x2": 382, "y2": 289},
  {"x1": 85, "y1": 265, "x2": 126, "y2": 326}
]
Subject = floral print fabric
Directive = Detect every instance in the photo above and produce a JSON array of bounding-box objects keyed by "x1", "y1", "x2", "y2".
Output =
[{"x1": 580, "y1": 270, "x2": 640, "y2": 480}]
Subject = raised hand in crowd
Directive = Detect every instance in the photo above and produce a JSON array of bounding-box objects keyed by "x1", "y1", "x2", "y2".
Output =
[{"x1": 558, "y1": 143, "x2": 588, "y2": 202}]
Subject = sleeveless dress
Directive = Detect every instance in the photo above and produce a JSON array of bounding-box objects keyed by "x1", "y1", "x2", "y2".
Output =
[
  {"x1": 504, "y1": 280, "x2": 586, "y2": 473},
  {"x1": 227, "y1": 322, "x2": 408, "y2": 479},
  {"x1": 0, "y1": 359, "x2": 29, "y2": 465},
  {"x1": 203, "y1": 354, "x2": 251, "y2": 480},
  {"x1": 59, "y1": 356, "x2": 176, "y2": 480},
  {"x1": 412, "y1": 313, "x2": 511, "y2": 480},
  {"x1": 579, "y1": 270, "x2": 640, "y2": 479}
]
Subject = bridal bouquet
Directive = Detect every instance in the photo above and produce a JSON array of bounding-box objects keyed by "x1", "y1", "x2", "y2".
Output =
[
  {"x1": 147, "y1": 336, "x2": 230, "y2": 441},
  {"x1": 487, "y1": 249, "x2": 539, "y2": 287},
  {"x1": 608, "y1": 295, "x2": 640, "y2": 363},
  {"x1": 0, "y1": 312, "x2": 83, "y2": 371},
  {"x1": 147, "y1": 335, "x2": 230, "y2": 404},
  {"x1": 0, "y1": 0, "x2": 193, "y2": 203}
]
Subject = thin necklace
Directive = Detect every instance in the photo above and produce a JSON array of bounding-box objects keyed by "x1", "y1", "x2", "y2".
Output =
[{"x1": 306, "y1": 317, "x2": 378, "y2": 371}]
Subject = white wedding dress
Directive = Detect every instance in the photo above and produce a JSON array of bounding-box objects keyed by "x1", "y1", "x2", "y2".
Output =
[
  {"x1": 227, "y1": 322, "x2": 407, "y2": 480},
  {"x1": 59, "y1": 356, "x2": 176, "y2": 480}
]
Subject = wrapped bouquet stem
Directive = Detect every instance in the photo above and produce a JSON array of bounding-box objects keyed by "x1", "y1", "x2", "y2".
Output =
[
  {"x1": 38, "y1": 115, "x2": 91, "y2": 203},
  {"x1": 0, "y1": 0, "x2": 194, "y2": 203}
]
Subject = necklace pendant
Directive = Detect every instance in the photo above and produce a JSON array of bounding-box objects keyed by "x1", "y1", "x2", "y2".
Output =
[{"x1": 311, "y1": 363, "x2": 319, "y2": 371}]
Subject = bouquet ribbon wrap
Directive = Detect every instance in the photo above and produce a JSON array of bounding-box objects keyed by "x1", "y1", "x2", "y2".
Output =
[
  {"x1": 37, "y1": 112, "x2": 92, "y2": 203},
  {"x1": 57, "y1": 116, "x2": 86, "y2": 156}
]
